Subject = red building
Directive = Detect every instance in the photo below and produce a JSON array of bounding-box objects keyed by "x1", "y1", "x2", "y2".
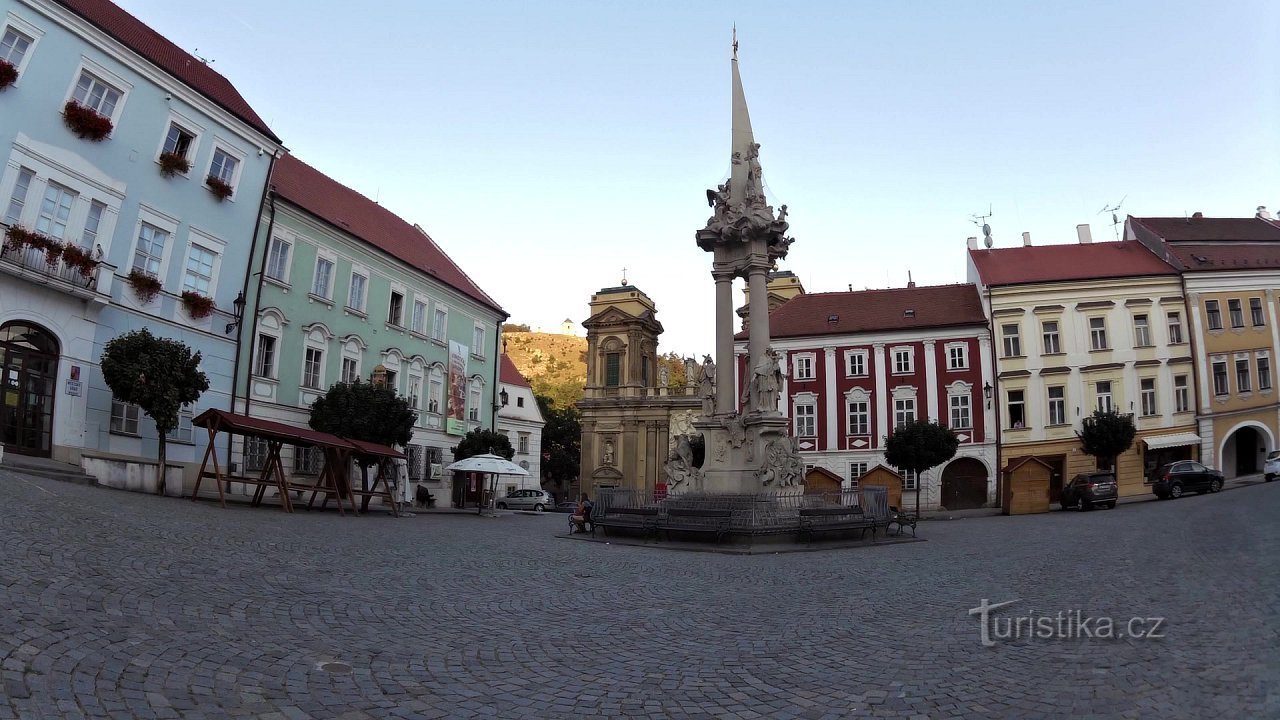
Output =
[{"x1": 735, "y1": 283, "x2": 997, "y2": 510}]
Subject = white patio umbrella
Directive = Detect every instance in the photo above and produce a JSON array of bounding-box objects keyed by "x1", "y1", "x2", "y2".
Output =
[{"x1": 444, "y1": 453, "x2": 529, "y2": 514}]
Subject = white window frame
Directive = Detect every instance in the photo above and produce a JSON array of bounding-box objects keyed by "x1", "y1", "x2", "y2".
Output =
[
  {"x1": 388, "y1": 287, "x2": 406, "y2": 327},
  {"x1": 432, "y1": 304, "x2": 449, "y2": 342},
  {"x1": 35, "y1": 180, "x2": 76, "y2": 240},
  {"x1": 154, "y1": 111, "x2": 204, "y2": 171},
  {"x1": 80, "y1": 199, "x2": 106, "y2": 249},
  {"x1": 518, "y1": 432, "x2": 531, "y2": 455},
  {"x1": 1133, "y1": 314, "x2": 1151, "y2": 347},
  {"x1": 411, "y1": 299, "x2": 428, "y2": 335},
  {"x1": 265, "y1": 234, "x2": 292, "y2": 284},
  {"x1": 844, "y1": 349, "x2": 868, "y2": 377},
  {"x1": 791, "y1": 352, "x2": 816, "y2": 380},
  {"x1": 472, "y1": 323, "x2": 487, "y2": 359},
  {"x1": 1140, "y1": 378, "x2": 1157, "y2": 416},
  {"x1": 891, "y1": 346, "x2": 914, "y2": 375},
  {"x1": 847, "y1": 462, "x2": 868, "y2": 490},
  {"x1": 302, "y1": 346, "x2": 325, "y2": 390},
  {"x1": 1041, "y1": 320, "x2": 1061, "y2": 354},
  {"x1": 1089, "y1": 317, "x2": 1108, "y2": 351},
  {"x1": 3, "y1": 166, "x2": 35, "y2": 226},
  {"x1": 894, "y1": 397, "x2": 916, "y2": 428},
  {"x1": 793, "y1": 395, "x2": 817, "y2": 437},
  {"x1": 347, "y1": 269, "x2": 368, "y2": 314},
  {"x1": 845, "y1": 387, "x2": 871, "y2": 436},
  {"x1": 1212, "y1": 358, "x2": 1229, "y2": 396},
  {"x1": 1002, "y1": 324, "x2": 1021, "y2": 358},
  {"x1": 1095, "y1": 381, "x2": 1114, "y2": 413},
  {"x1": 946, "y1": 381, "x2": 971, "y2": 429},
  {"x1": 1047, "y1": 385, "x2": 1066, "y2": 426},
  {"x1": 131, "y1": 206, "x2": 179, "y2": 281},
  {"x1": 408, "y1": 373, "x2": 423, "y2": 414},
  {"x1": 467, "y1": 376, "x2": 483, "y2": 422},
  {"x1": 1007, "y1": 389, "x2": 1026, "y2": 429},
  {"x1": 945, "y1": 342, "x2": 968, "y2": 370},
  {"x1": 1167, "y1": 311, "x2": 1183, "y2": 344},
  {"x1": 1206, "y1": 300, "x2": 1223, "y2": 331},
  {"x1": 428, "y1": 363, "x2": 445, "y2": 414},
  {"x1": 1259, "y1": 352, "x2": 1272, "y2": 392},
  {"x1": 206, "y1": 141, "x2": 245, "y2": 199},
  {"x1": 1174, "y1": 374, "x2": 1190, "y2": 412},
  {"x1": 1, "y1": 16, "x2": 44, "y2": 85},
  {"x1": 166, "y1": 405, "x2": 195, "y2": 444},
  {"x1": 901, "y1": 469, "x2": 919, "y2": 491},
  {"x1": 311, "y1": 251, "x2": 336, "y2": 300},
  {"x1": 255, "y1": 333, "x2": 279, "y2": 380},
  {"x1": 180, "y1": 241, "x2": 219, "y2": 297},
  {"x1": 64, "y1": 58, "x2": 131, "y2": 126},
  {"x1": 1250, "y1": 297, "x2": 1266, "y2": 327},
  {"x1": 1228, "y1": 299, "x2": 1244, "y2": 329},
  {"x1": 1235, "y1": 354, "x2": 1252, "y2": 394},
  {"x1": 340, "y1": 337, "x2": 363, "y2": 384},
  {"x1": 109, "y1": 398, "x2": 140, "y2": 435}
]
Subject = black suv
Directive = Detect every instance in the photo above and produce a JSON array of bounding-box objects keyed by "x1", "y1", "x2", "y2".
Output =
[
  {"x1": 1151, "y1": 461, "x2": 1223, "y2": 499},
  {"x1": 1060, "y1": 472, "x2": 1118, "y2": 511}
]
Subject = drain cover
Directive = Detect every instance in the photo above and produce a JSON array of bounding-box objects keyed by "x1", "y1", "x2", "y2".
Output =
[{"x1": 319, "y1": 662, "x2": 353, "y2": 674}]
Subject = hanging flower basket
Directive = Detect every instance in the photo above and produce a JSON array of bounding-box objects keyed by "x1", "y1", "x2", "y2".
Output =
[
  {"x1": 205, "y1": 176, "x2": 233, "y2": 201},
  {"x1": 0, "y1": 59, "x2": 17, "y2": 91},
  {"x1": 158, "y1": 151, "x2": 191, "y2": 177},
  {"x1": 62, "y1": 101, "x2": 113, "y2": 141},
  {"x1": 126, "y1": 269, "x2": 163, "y2": 304},
  {"x1": 180, "y1": 290, "x2": 216, "y2": 319},
  {"x1": 3, "y1": 225, "x2": 35, "y2": 252},
  {"x1": 61, "y1": 244, "x2": 99, "y2": 278}
]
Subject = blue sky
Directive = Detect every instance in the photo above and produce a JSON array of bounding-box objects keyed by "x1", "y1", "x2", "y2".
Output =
[{"x1": 118, "y1": 0, "x2": 1279, "y2": 357}]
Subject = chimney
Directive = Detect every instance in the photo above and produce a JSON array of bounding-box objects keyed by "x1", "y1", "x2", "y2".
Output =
[
  {"x1": 907, "y1": 270, "x2": 915, "y2": 288},
  {"x1": 1258, "y1": 206, "x2": 1272, "y2": 220},
  {"x1": 966, "y1": 236, "x2": 978, "y2": 250},
  {"x1": 1076, "y1": 223, "x2": 1093, "y2": 244},
  {"x1": 1192, "y1": 211, "x2": 1203, "y2": 219},
  {"x1": 1022, "y1": 231, "x2": 1032, "y2": 246}
]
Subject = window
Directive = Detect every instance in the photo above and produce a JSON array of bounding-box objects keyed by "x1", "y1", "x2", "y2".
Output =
[
  {"x1": 302, "y1": 347, "x2": 323, "y2": 389},
  {"x1": 1140, "y1": 378, "x2": 1157, "y2": 416},
  {"x1": 1251, "y1": 298, "x2": 1265, "y2": 327},
  {"x1": 847, "y1": 400, "x2": 870, "y2": 435},
  {"x1": 243, "y1": 437, "x2": 269, "y2": 472},
  {"x1": 1089, "y1": 317, "x2": 1108, "y2": 350},
  {"x1": 1041, "y1": 321, "x2": 1060, "y2": 354},
  {"x1": 72, "y1": 70, "x2": 121, "y2": 118},
  {"x1": 1260, "y1": 355, "x2": 1272, "y2": 391},
  {"x1": 1133, "y1": 315, "x2": 1151, "y2": 347},
  {"x1": 794, "y1": 402, "x2": 816, "y2": 436},
  {"x1": 892, "y1": 347, "x2": 913, "y2": 374},
  {"x1": 81, "y1": 200, "x2": 105, "y2": 248},
  {"x1": 428, "y1": 366, "x2": 444, "y2": 412},
  {"x1": 384, "y1": 369, "x2": 398, "y2": 392},
  {"x1": 1007, "y1": 390, "x2": 1025, "y2": 428},
  {"x1": 110, "y1": 399, "x2": 140, "y2": 435},
  {"x1": 166, "y1": 405, "x2": 194, "y2": 444},
  {"x1": 1174, "y1": 375, "x2": 1190, "y2": 412},
  {"x1": 209, "y1": 147, "x2": 238, "y2": 187},
  {"x1": 1236, "y1": 358, "x2": 1251, "y2": 393},
  {"x1": 255, "y1": 335, "x2": 277, "y2": 378},
  {"x1": 467, "y1": 379, "x2": 482, "y2": 422},
  {"x1": 312, "y1": 257, "x2": 334, "y2": 299},
  {"x1": 295, "y1": 446, "x2": 323, "y2": 476},
  {"x1": 341, "y1": 357, "x2": 359, "y2": 385},
  {"x1": 1002, "y1": 324, "x2": 1021, "y2": 358},
  {"x1": 4, "y1": 167, "x2": 34, "y2": 225},
  {"x1": 893, "y1": 398, "x2": 915, "y2": 428},
  {"x1": 161, "y1": 122, "x2": 195, "y2": 162},
  {"x1": 847, "y1": 462, "x2": 868, "y2": 490},
  {"x1": 947, "y1": 344, "x2": 967, "y2": 370},
  {"x1": 793, "y1": 354, "x2": 815, "y2": 380},
  {"x1": 1212, "y1": 360, "x2": 1229, "y2": 396},
  {"x1": 405, "y1": 445, "x2": 424, "y2": 482},
  {"x1": 432, "y1": 307, "x2": 448, "y2": 341},
  {"x1": 408, "y1": 375, "x2": 423, "y2": 412},
  {"x1": 1, "y1": 27, "x2": 33, "y2": 69},
  {"x1": 1095, "y1": 381, "x2": 1113, "y2": 413},
  {"x1": 473, "y1": 324, "x2": 486, "y2": 358},
  {"x1": 1228, "y1": 299, "x2": 1244, "y2": 328},
  {"x1": 132, "y1": 223, "x2": 167, "y2": 277},
  {"x1": 388, "y1": 291, "x2": 404, "y2": 326},
  {"x1": 846, "y1": 351, "x2": 867, "y2": 377},
  {"x1": 182, "y1": 244, "x2": 216, "y2": 295},
  {"x1": 412, "y1": 300, "x2": 427, "y2": 334},
  {"x1": 516, "y1": 397, "x2": 524, "y2": 408},
  {"x1": 347, "y1": 272, "x2": 367, "y2": 312},
  {"x1": 1047, "y1": 386, "x2": 1066, "y2": 426},
  {"x1": 518, "y1": 432, "x2": 530, "y2": 454},
  {"x1": 1168, "y1": 312, "x2": 1183, "y2": 344},
  {"x1": 1206, "y1": 300, "x2": 1222, "y2": 330},
  {"x1": 265, "y1": 236, "x2": 291, "y2": 282},
  {"x1": 949, "y1": 394, "x2": 971, "y2": 429},
  {"x1": 36, "y1": 182, "x2": 76, "y2": 239},
  {"x1": 605, "y1": 353, "x2": 621, "y2": 387},
  {"x1": 901, "y1": 469, "x2": 918, "y2": 491}
]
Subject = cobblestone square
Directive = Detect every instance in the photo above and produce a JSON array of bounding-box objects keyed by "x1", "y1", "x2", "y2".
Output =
[{"x1": 1, "y1": 470, "x2": 1275, "y2": 719}]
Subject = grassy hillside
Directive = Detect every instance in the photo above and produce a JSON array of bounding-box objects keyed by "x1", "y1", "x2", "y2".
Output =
[{"x1": 503, "y1": 332, "x2": 588, "y2": 409}]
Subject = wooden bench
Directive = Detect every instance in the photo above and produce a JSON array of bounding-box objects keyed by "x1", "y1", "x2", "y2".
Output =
[
  {"x1": 567, "y1": 506, "x2": 597, "y2": 536},
  {"x1": 595, "y1": 507, "x2": 659, "y2": 539},
  {"x1": 888, "y1": 506, "x2": 918, "y2": 537},
  {"x1": 797, "y1": 506, "x2": 877, "y2": 543},
  {"x1": 657, "y1": 508, "x2": 733, "y2": 543}
]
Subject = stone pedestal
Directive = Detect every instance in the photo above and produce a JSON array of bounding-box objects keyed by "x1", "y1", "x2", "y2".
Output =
[{"x1": 686, "y1": 413, "x2": 794, "y2": 495}]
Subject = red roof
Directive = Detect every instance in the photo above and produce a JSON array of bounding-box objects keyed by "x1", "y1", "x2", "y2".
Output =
[
  {"x1": 741, "y1": 284, "x2": 986, "y2": 340},
  {"x1": 969, "y1": 241, "x2": 1176, "y2": 287},
  {"x1": 1154, "y1": 243, "x2": 1280, "y2": 272},
  {"x1": 1130, "y1": 216, "x2": 1280, "y2": 243},
  {"x1": 499, "y1": 354, "x2": 530, "y2": 388},
  {"x1": 57, "y1": 0, "x2": 279, "y2": 143},
  {"x1": 192, "y1": 409, "x2": 404, "y2": 459},
  {"x1": 272, "y1": 154, "x2": 505, "y2": 316}
]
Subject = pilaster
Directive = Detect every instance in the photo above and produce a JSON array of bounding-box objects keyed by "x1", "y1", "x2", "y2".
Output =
[
  {"x1": 923, "y1": 340, "x2": 938, "y2": 422},
  {"x1": 824, "y1": 346, "x2": 837, "y2": 450},
  {"x1": 873, "y1": 343, "x2": 888, "y2": 446}
]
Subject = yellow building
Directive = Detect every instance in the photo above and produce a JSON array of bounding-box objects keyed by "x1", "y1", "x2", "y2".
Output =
[
  {"x1": 1129, "y1": 215, "x2": 1280, "y2": 477},
  {"x1": 968, "y1": 227, "x2": 1198, "y2": 500}
]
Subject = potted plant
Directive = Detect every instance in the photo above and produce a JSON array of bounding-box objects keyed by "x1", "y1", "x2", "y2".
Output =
[
  {"x1": 126, "y1": 269, "x2": 162, "y2": 304},
  {"x1": 158, "y1": 151, "x2": 191, "y2": 177},
  {"x1": 62, "y1": 100, "x2": 113, "y2": 141},
  {"x1": 61, "y1": 244, "x2": 99, "y2": 278},
  {"x1": 180, "y1": 290, "x2": 216, "y2": 319},
  {"x1": 205, "y1": 175, "x2": 233, "y2": 201},
  {"x1": 0, "y1": 58, "x2": 17, "y2": 91},
  {"x1": 3, "y1": 225, "x2": 33, "y2": 252}
]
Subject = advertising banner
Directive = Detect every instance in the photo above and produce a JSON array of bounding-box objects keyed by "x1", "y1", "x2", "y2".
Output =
[{"x1": 446, "y1": 341, "x2": 469, "y2": 436}]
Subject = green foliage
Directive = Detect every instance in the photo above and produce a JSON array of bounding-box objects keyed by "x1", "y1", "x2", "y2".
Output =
[
  {"x1": 1076, "y1": 410, "x2": 1137, "y2": 470},
  {"x1": 659, "y1": 352, "x2": 691, "y2": 389},
  {"x1": 308, "y1": 380, "x2": 417, "y2": 448},
  {"x1": 530, "y1": 377, "x2": 584, "y2": 410},
  {"x1": 884, "y1": 419, "x2": 960, "y2": 475},
  {"x1": 452, "y1": 428, "x2": 515, "y2": 461},
  {"x1": 501, "y1": 322, "x2": 531, "y2": 333},
  {"x1": 536, "y1": 394, "x2": 580, "y2": 496}
]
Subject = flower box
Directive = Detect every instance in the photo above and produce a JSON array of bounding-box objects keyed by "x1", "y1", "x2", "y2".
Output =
[
  {"x1": 126, "y1": 269, "x2": 163, "y2": 304},
  {"x1": 62, "y1": 100, "x2": 113, "y2": 141},
  {"x1": 158, "y1": 151, "x2": 192, "y2": 177},
  {"x1": 3, "y1": 225, "x2": 34, "y2": 253},
  {"x1": 205, "y1": 176, "x2": 234, "y2": 201},
  {"x1": 0, "y1": 59, "x2": 17, "y2": 91},
  {"x1": 60, "y1": 244, "x2": 99, "y2": 278},
  {"x1": 180, "y1": 290, "x2": 216, "y2": 319}
]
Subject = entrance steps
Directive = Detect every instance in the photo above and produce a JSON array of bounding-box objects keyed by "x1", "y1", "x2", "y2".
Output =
[{"x1": 0, "y1": 452, "x2": 97, "y2": 486}]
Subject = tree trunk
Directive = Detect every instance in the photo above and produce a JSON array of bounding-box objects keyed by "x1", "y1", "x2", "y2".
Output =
[
  {"x1": 915, "y1": 468, "x2": 921, "y2": 518},
  {"x1": 157, "y1": 432, "x2": 167, "y2": 496}
]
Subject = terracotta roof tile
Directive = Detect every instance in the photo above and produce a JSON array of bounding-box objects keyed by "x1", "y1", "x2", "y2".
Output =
[
  {"x1": 969, "y1": 241, "x2": 1176, "y2": 287},
  {"x1": 1158, "y1": 243, "x2": 1280, "y2": 271},
  {"x1": 1130, "y1": 216, "x2": 1280, "y2": 243},
  {"x1": 272, "y1": 154, "x2": 505, "y2": 316},
  {"x1": 500, "y1": 354, "x2": 530, "y2": 388},
  {"x1": 739, "y1": 283, "x2": 986, "y2": 340},
  {"x1": 57, "y1": 0, "x2": 279, "y2": 143}
]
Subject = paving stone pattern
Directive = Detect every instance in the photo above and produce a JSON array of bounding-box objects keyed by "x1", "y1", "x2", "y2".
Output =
[{"x1": 0, "y1": 469, "x2": 1276, "y2": 719}]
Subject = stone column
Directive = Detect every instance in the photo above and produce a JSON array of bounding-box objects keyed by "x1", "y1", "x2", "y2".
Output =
[
  {"x1": 824, "y1": 346, "x2": 838, "y2": 450},
  {"x1": 747, "y1": 261, "x2": 770, "y2": 372},
  {"x1": 873, "y1": 343, "x2": 888, "y2": 445},
  {"x1": 713, "y1": 266, "x2": 736, "y2": 415},
  {"x1": 923, "y1": 340, "x2": 939, "y2": 422}
]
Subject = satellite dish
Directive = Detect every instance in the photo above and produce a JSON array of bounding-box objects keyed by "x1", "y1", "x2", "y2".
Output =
[{"x1": 983, "y1": 235, "x2": 993, "y2": 249}]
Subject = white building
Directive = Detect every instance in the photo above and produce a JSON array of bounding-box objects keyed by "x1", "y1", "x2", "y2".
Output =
[{"x1": 495, "y1": 354, "x2": 544, "y2": 495}]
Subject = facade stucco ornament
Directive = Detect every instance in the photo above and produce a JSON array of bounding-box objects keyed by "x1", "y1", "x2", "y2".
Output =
[
  {"x1": 664, "y1": 434, "x2": 704, "y2": 491},
  {"x1": 756, "y1": 436, "x2": 804, "y2": 488},
  {"x1": 699, "y1": 355, "x2": 717, "y2": 416},
  {"x1": 658, "y1": 363, "x2": 669, "y2": 388},
  {"x1": 742, "y1": 346, "x2": 783, "y2": 414},
  {"x1": 602, "y1": 439, "x2": 615, "y2": 466}
]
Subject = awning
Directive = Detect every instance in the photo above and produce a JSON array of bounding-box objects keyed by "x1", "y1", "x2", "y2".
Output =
[{"x1": 1143, "y1": 432, "x2": 1201, "y2": 450}]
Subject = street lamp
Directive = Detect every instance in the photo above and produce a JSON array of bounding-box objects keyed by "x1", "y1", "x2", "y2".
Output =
[
  {"x1": 983, "y1": 381, "x2": 993, "y2": 408},
  {"x1": 224, "y1": 291, "x2": 247, "y2": 334},
  {"x1": 495, "y1": 388, "x2": 509, "y2": 410}
]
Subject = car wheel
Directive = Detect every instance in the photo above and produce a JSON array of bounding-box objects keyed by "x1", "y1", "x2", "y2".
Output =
[
  {"x1": 1077, "y1": 496, "x2": 1088, "y2": 512},
  {"x1": 1107, "y1": 501, "x2": 1117, "y2": 509},
  {"x1": 1209, "y1": 478, "x2": 1222, "y2": 493},
  {"x1": 496, "y1": 503, "x2": 507, "y2": 509},
  {"x1": 534, "y1": 504, "x2": 545, "y2": 512},
  {"x1": 1169, "y1": 483, "x2": 1183, "y2": 499}
]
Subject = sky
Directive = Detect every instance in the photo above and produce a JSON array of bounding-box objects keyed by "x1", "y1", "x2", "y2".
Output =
[{"x1": 117, "y1": 0, "x2": 1280, "y2": 358}]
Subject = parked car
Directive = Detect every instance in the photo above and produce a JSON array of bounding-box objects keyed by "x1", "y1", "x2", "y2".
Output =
[
  {"x1": 495, "y1": 489, "x2": 554, "y2": 511},
  {"x1": 1060, "y1": 472, "x2": 1118, "y2": 511},
  {"x1": 1151, "y1": 461, "x2": 1224, "y2": 499},
  {"x1": 1265, "y1": 450, "x2": 1280, "y2": 482}
]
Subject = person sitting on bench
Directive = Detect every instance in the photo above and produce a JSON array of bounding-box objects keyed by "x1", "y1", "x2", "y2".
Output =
[{"x1": 572, "y1": 493, "x2": 594, "y2": 533}]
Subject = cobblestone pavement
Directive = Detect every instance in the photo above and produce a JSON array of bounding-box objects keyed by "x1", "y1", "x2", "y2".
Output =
[{"x1": 1, "y1": 469, "x2": 1276, "y2": 719}]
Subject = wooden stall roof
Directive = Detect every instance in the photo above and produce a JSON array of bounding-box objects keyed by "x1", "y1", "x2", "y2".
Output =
[
  {"x1": 346, "y1": 438, "x2": 406, "y2": 460},
  {"x1": 194, "y1": 409, "x2": 402, "y2": 459}
]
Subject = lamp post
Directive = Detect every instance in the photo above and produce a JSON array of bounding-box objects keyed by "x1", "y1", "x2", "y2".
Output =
[
  {"x1": 983, "y1": 381, "x2": 993, "y2": 409},
  {"x1": 224, "y1": 291, "x2": 247, "y2": 334}
]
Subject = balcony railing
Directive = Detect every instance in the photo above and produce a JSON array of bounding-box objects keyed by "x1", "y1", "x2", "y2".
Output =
[{"x1": 0, "y1": 241, "x2": 111, "y2": 298}]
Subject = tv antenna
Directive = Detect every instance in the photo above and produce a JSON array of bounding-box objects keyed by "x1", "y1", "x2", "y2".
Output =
[
  {"x1": 1099, "y1": 196, "x2": 1126, "y2": 240},
  {"x1": 971, "y1": 205, "x2": 994, "y2": 248},
  {"x1": 193, "y1": 48, "x2": 215, "y2": 65}
]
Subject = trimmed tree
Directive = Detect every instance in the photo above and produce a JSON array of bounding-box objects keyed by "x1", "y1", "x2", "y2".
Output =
[
  {"x1": 1076, "y1": 409, "x2": 1136, "y2": 475},
  {"x1": 309, "y1": 380, "x2": 417, "y2": 509},
  {"x1": 100, "y1": 329, "x2": 209, "y2": 495},
  {"x1": 883, "y1": 418, "x2": 960, "y2": 518},
  {"x1": 536, "y1": 395, "x2": 580, "y2": 501}
]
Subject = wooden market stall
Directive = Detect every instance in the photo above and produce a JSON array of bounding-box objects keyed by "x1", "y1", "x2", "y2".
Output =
[{"x1": 1001, "y1": 456, "x2": 1054, "y2": 515}]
